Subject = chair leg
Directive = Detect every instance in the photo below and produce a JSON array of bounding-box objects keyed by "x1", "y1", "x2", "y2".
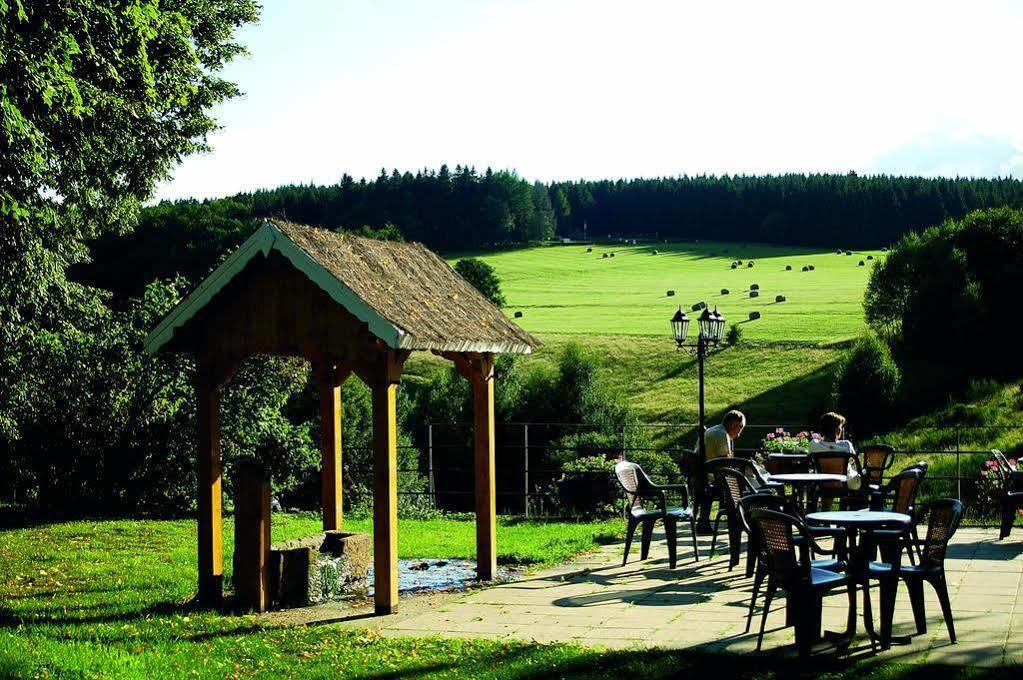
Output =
[
  {"x1": 689, "y1": 514, "x2": 700, "y2": 561},
  {"x1": 640, "y1": 520, "x2": 655, "y2": 560},
  {"x1": 905, "y1": 577, "x2": 927, "y2": 635},
  {"x1": 757, "y1": 580, "x2": 776, "y2": 651},
  {"x1": 744, "y1": 535, "x2": 757, "y2": 578},
  {"x1": 710, "y1": 510, "x2": 722, "y2": 555},
  {"x1": 622, "y1": 516, "x2": 640, "y2": 566},
  {"x1": 746, "y1": 563, "x2": 765, "y2": 633},
  {"x1": 727, "y1": 519, "x2": 742, "y2": 571},
  {"x1": 793, "y1": 593, "x2": 815, "y2": 660},
  {"x1": 1000, "y1": 503, "x2": 1014, "y2": 541},
  {"x1": 879, "y1": 578, "x2": 898, "y2": 649},
  {"x1": 932, "y1": 575, "x2": 956, "y2": 644},
  {"x1": 665, "y1": 518, "x2": 678, "y2": 569}
]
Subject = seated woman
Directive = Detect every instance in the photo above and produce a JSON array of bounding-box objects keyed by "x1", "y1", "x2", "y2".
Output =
[{"x1": 808, "y1": 412, "x2": 862, "y2": 509}]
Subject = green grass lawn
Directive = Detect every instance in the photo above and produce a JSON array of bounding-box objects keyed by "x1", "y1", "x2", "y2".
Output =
[
  {"x1": 447, "y1": 241, "x2": 880, "y2": 343},
  {"x1": 1, "y1": 517, "x2": 1015, "y2": 678}
]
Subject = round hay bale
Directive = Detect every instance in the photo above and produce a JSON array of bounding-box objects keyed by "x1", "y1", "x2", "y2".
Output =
[
  {"x1": 801, "y1": 265, "x2": 809, "y2": 271},
  {"x1": 749, "y1": 290, "x2": 759, "y2": 298},
  {"x1": 866, "y1": 255, "x2": 873, "y2": 260},
  {"x1": 775, "y1": 295, "x2": 786, "y2": 302},
  {"x1": 736, "y1": 260, "x2": 743, "y2": 265},
  {"x1": 836, "y1": 250, "x2": 843, "y2": 255},
  {"x1": 666, "y1": 290, "x2": 675, "y2": 297},
  {"x1": 691, "y1": 303, "x2": 703, "y2": 312},
  {"x1": 749, "y1": 311, "x2": 761, "y2": 321},
  {"x1": 602, "y1": 253, "x2": 608, "y2": 259},
  {"x1": 785, "y1": 264, "x2": 792, "y2": 271},
  {"x1": 652, "y1": 250, "x2": 659, "y2": 255},
  {"x1": 720, "y1": 288, "x2": 729, "y2": 295},
  {"x1": 731, "y1": 263, "x2": 737, "y2": 269},
  {"x1": 750, "y1": 283, "x2": 759, "y2": 290},
  {"x1": 610, "y1": 252, "x2": 616, "y2": 258},
  {"x1": 514, "y1": 311, "x2": 523, "y2": 318},
  {"x1": 845, "y1": 250, "x2": 852, "y2": 255},
  {"x1": 808, "y1": 265, "x2": 815, "y2": 270},
  {"x1": 747, "y1": 261, "x2": 755, "y2": 268},
  {"x1": 858, "y1": 260, "x2": 865, "y2": 266},
  {"x1": 586, "y1": 247, "x2": 593, "y2": 252}
]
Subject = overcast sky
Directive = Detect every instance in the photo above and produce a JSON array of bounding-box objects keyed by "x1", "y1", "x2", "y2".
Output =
[{"x1": 155, "y1": 0, "x2": 1023, "y2": 201}]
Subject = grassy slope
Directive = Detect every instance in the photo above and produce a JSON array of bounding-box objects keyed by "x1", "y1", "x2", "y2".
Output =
[
  {"x1": 0, "y1": 518, "x2": 1012, "y2": 679},
  {"x1": 448, "y1": 240, "x2": 879, "y2": 342}
]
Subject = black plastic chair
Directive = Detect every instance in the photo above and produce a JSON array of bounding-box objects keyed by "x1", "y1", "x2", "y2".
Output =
[
  {"x1": 809, "y1": 447, "x2": 865, "y2": 510},
  {"x1": 860, "y1": 444, "x2": 896, "y2": 492},
  {"x1": 991, "y1": 450, "x2": 1023, "y2": 540},
  {"x1": 871, "y1": 465, "x2": 926, "y2": 564},
  {"x1": 615, "y1": 460, "x2": 698, "y2": 569},
  {"x1": 711, "y1": 466, "x2": 758, "y2": 570},
  {"x1": 706, "y1": 457, "x2": 778, "y2": 553},
  {"x1": 739, "y1": 493, "x2": 847, "y2": 634},
  {"x1": 869, "y1": 498, "x2": 963, "y2": 644},
  {"x1": 747, "y1": 508, "x2": 856, "y2": 658}
]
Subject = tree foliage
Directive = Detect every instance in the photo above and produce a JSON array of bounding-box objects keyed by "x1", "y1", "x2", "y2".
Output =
[
  {"x1": 454, "y1": 258, "x2": 506, "y2": 307},
  {"x1": 833, "y1": 335, "x2": 901, "y2": 435}
]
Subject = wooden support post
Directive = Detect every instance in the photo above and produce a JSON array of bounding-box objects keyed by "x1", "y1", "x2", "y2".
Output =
[
  {"x1": 318, "y1": 362, "x2": 344, "y2": 531},
  {"x1": 233, "y1": 459, "x2": 271, "y2": 612},
  {"x1": 371, "y1": 350, "x2": 405, "y2": 615},
  {"x1": 196, "y1": 363, "x2": 224, "y2": 606},
  {"x1": 471, "y1": 354, "x2": 497, "y2": 581}
]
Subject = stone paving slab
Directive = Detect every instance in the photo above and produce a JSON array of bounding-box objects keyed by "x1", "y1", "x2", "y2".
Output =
[{"x1": 271, "y1": 527, "x2": 1023, "y2": 665}]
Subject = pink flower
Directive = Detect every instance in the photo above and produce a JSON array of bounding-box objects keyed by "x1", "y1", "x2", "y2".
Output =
[
  {"x1": 776, "y1": 427, "x2": 786, "y2": 434},
  {"x1": 981, "y1": 470, "x2": 988, "y2": 477},
  {"x1": 766, "y1": 433, "x2": 776, "y2": 440}
]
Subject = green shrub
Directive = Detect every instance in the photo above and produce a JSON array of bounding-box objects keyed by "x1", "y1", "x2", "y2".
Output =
[
  {"x1": 453, "y1": 258, "x2": 506, "y2": 307},
  {"x1": 726, "y1": 322, "x2": 743, "y2": 345},
  {"x1": 834, "y1": 335, "x2": 901, "y2": 434}
]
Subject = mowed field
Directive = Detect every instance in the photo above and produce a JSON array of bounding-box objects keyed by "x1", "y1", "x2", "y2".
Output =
[{"x1": 448, "y1": 241, "x2": 882, "y2": 343}]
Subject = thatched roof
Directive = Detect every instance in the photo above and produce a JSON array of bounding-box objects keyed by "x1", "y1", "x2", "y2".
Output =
[{"x1": 145, "y1": 220, "x2": 539, "y2": 355}]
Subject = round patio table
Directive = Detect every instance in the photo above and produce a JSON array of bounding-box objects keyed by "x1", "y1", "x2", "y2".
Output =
[
  {"x1": 806, "y1": 510, "x2": 912, "y2": 649},
  {"x1": 768, "y1": 473, "x2": 847, "y2": 512}
]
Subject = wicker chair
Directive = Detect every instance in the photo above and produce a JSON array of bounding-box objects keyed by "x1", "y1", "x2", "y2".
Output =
[
  {"x1": 706, "y1": 457, "x2": 779, "y2": 554},
  {"x1": 870, "y1": 466, "x2": 926, "y2": 564},
  {"x1": 710, "y1": 466, "x2": 758, "y2": 570},
  {"x1": 615, "y1": 460, "x2": 698, "y2": 569},
  {"x1": 869, "y1": 498, "x2": 964, "y2": 644},
  {"x1": 991, "y1": 450, "x2": 1023, "y2": 540},
  {"x1": 809, "y1": 448, "x2": 865, "y2": 510},
  {"x1": 860, "y1": 444, "x2": 896, "y2": 492},
  {"x1": 738, "y1": 493, "x2": 847, "y2": 634},
  {"x1": 747, "y1": 508, "x2": 856, "y2": 658}
]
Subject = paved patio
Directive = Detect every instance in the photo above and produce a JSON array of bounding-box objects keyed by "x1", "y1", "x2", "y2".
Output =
[{"x1": 279, "y1": 527, "x2": 1023, "y2": 666}]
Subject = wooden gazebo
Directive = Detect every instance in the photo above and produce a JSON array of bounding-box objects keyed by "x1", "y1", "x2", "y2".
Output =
[{"x1": 145, "y1": 220, "x2": 537, "y2": 613}]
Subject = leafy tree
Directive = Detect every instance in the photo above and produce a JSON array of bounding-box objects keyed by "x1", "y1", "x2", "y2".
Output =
[
  {"x1": 454, "y1": 258, "x2": 506, "y2": 307},
  {"x1": 833, "y1": 335, "x2": 901, "y2": 435},
  {"x1": 1, "y1": 0, "x2": 258, "y2": 502}
]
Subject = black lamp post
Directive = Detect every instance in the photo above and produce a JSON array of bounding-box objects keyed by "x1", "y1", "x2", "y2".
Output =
[{"x1": 671, "y1": 305, "x2": 726, "y2": 461}]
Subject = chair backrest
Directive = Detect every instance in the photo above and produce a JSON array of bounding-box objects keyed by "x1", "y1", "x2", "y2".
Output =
[
  {"x1": 748, "y1": 508, "x2": 809, "y2": 585},
  {"x1": 919, "y1": 498, "x2": 964, "y2": 567},
  {"x1": 991, "y1": 450, "x2": 1018, "y2": 489},
  {"x1": 860, "y1": 444, "x2": 895, "y2": 485},
  {"x1": 810, "y1": 448, "x2": 859, "y2": 475},
  {"x1": 887, "y1": 468, "x2": 923, "y2": 515},
  {"x1": 714, "y1": 466, "x2": 757, "y2": 514},
  {"x1": 615, "y1": 461, "x2": 654, "y2": 510},
  {"x1": 739, "y1": 492, "x2": 800, "y2": 533}
]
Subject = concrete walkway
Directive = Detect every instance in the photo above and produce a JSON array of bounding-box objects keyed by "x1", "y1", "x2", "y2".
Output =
[{"x1": 279, "y1": 527, "x2": 1023, "y2": 666}]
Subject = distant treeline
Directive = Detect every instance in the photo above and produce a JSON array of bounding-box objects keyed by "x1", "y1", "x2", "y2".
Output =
[{"x1": 82, "y1": 167, "x2": 1023, "y2": 298}]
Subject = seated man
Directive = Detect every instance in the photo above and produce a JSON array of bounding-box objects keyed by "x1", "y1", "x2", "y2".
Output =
[{"x1": 696, "y1": 410, "x2": 746, "y2": 532}]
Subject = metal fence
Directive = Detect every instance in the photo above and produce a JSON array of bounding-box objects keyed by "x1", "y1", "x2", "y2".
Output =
[{"x1": 395, "y1": 422, "x2": 1023, "y2": 521}]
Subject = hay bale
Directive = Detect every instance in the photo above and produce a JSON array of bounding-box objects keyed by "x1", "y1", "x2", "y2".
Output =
[
  {"x1": 602, "y1": 253, "x2": 608, "y2": 259},
  {"x1": 808, "y1": 265, "x2": 815, "y2": 270},
  {"x1": 749, "y1": 290, "x2": 759, "y2": 298},
  {"x1": 609, "y1": 252, "x2": 616, "y2": 258},
  {"x1": 749, "y1": 311, "x2": 761, "y2": 321},
  {"x1": 730, "y1": 263, "x2": 737, "y2": 269},
  {"x1": 775, "y1": 295, "x2": 786, "y2": 302},
  {"x1": 836, "y1": 250, "x2": 843, "y2": 255},
  {"x1": 747, "y1": 261, "x2": 755, "y2": 268},
  {"x1": 514, "y1": 311, "x2": 523, "y2": 318},
  {"x1": 666, "y1": 290, "x2": 675, "y2": 297},
  {"x1": 858, "y1": 260, "x2": 865, "y2": 266},
  {"x1": 785, "y1": 265, "x2": 792, "y2": 270},
  {"x1": 845, "y1": 250, "x2": 852, "y2": 255},
  {"x1": 750, "y1": 283, "x2": 759, "y2": 290},
  {"x1": 736, "y1": 260, "x2": 743, "y2": 265},
  {"x1": 866, "y1": 255, "x2": 873, "y2": 260},
  {"x1": 652, "y1": 250, "x2": 659, "y2": 255},
  {"x1": 801, "y1": 266, "x2": 809, "y2": 271},
  {"x1": 720, "y1": 288, "x2": 729, "y2": 295},
  {"x1": 691, "y1": 303, "x2": 702, "y2": 312},
  {"x1": 882, "y1": 246, "x2": 889, "y2": 252},
  {"x1": 586, "y1": 247, "x2": 593, "y2": 253}
]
